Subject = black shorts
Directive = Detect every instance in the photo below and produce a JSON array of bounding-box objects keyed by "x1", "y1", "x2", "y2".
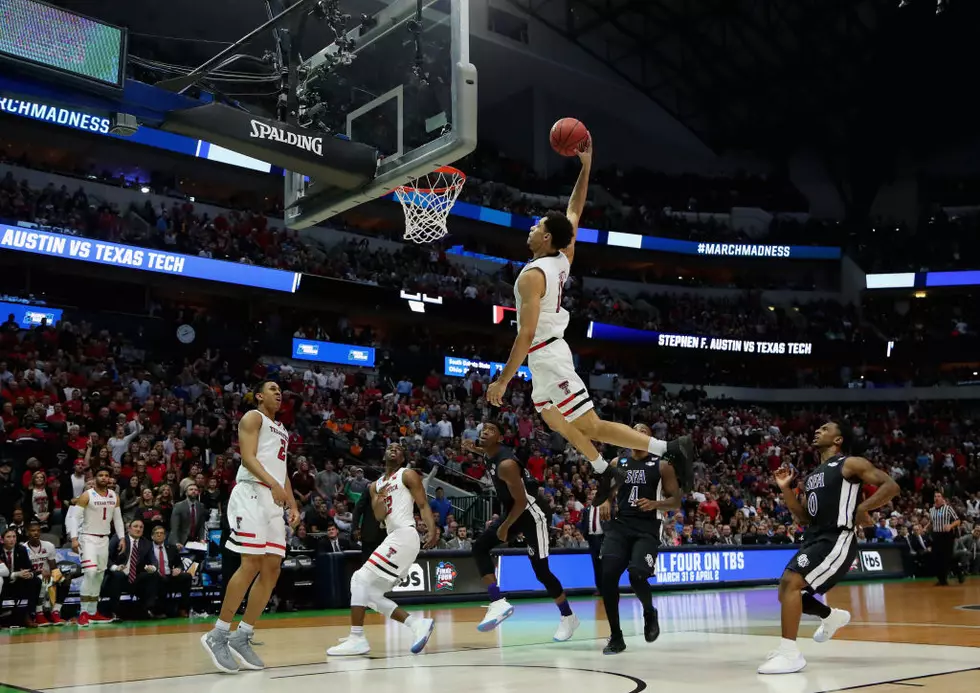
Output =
[
  {"x1": 600, "y1": 518, "x2": 662, "y2": 576},
  {"x1": 785, "y1": 530, "x2": 859, "y2": 594},
  {"x1": 485, "y1": 502, "x2": 551, "y2": 559}
]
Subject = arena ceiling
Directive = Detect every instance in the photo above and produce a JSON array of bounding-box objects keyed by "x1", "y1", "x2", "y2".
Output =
[
  {"x1": 51, "y1": 0, "x2": 979, "y2": 160},
  {"x1": 507, "y1": 0, "x2": 979, "y2": 156}
]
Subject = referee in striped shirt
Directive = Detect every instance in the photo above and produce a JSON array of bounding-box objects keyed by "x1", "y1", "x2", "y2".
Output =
[{"x1": 929, "y1": 492, "x2": 963, "y2": 585}]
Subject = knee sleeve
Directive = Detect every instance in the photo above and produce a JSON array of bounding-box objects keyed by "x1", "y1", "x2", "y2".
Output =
[
  {"x1": 530, "y1": 557, "x2": 564, "y2": 600},
  {"x1": 601, "y1": 555, "x2": 628, "y2": 590},
  {"x1": 350, "y1": 568, "x2": 398, "y2": 618},
  {"x1": 81, "y1": 571, "x2": 102, "y2": 598},
  {"x1": 473, "y1": 532, "x2": 497, "y2": 577}
]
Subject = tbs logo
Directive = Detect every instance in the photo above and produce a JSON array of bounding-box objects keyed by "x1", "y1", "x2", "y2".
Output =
[
  {"x1": 297, "y1": 343, "x2": 319, "y2": 356},
  {"x1": 348, "y1": 349, "x2": 369, "y2": 362}
]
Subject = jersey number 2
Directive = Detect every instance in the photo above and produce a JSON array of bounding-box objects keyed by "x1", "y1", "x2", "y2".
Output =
[{"x1": 277, "y1": 439, "x2": 287, "y2": 461}]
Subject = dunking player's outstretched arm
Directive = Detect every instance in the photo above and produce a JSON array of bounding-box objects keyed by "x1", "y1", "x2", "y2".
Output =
[
  {"x1": 489, "y1": 270, "x2": 545, "y2": 401},
  {"x1": 843, "y1": 456, "x2": 900, "y2": 527},
  {"x1": 774, "y1": 465, "x2": 811, "y2": 525},
  {"x1": 561, "y1": 141, "x2": 592, "y2": 267},
  {"x1": 404, "y1": 469, "x2": 438, "y2": 550},
  {"x1": 495, "y1": 459, "x2": 528, "y2": 542}
]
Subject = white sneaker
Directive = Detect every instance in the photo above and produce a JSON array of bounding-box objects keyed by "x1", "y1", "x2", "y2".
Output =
[
  {"x1": 553, "y1": 614, "x2": 580, "y2": 642},
  {"x1": 327, "y1": 634, "x2": 371, "y2": 657},
  {"x1": 813, "y1": 608, "x2": 850, "y2": 643},
  {"x1": 477, "y1": 599, "x2": 514, "y2": 632},
  {"x1": 409, "y1": 617, "x2": 435, "y2": 654},
  {"x1": 758, "y1": 649, "x2": 807, "y2": 675}
]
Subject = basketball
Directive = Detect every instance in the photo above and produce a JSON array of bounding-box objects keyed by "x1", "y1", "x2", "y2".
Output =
[{"x1": 550, "y1": 118, "x2": 590, "y2": 157}]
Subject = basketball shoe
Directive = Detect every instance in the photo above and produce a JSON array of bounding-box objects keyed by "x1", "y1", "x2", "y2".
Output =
[
  {"x1": 77, "y1": 612, "x2": 90, "y2": 627},
  {"x1": 813, "y1": 608, "x2": 850, "y2": 643},
  {"x1": 228, "y1": 630, "x2": 265, "y2": 670},
  {"x1": 90, "y1": 613, "x2": 115, "y2": 624},
  {"x1": 758, "y1": 648, "x2": 806, "y2": 675},
  {"x1": 49, "y1": 612, "x2": 65, "y2": 626},
  {"x1": 35, "y1": 613, "x2": 50, "y2": 627},
  {"x1": 201, "y1": 630, "x2": 240, "y2": 674},
  {"x1": 603, "y1": 633, "x2": 626, "y2": 655},
  {"x1": 409, "y1": 617, "x2": 435, "y2": 654},
  {"x1": 477, "y1": 598, "x2": 514, "y2": 632},
  {"x1": 643, "y1": 609, "x2": 660, "y2": 642},
  {"x1": 327, "y1": 634, "x2": 371, "y2": 656},
  {"x1": 553, "y1": 614, "x2": 580, "y2": 642}
]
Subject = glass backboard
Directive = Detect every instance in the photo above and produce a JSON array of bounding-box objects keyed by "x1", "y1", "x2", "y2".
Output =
[{"x1": 285, "y1": 0, "x2": 476, "y2": 229}]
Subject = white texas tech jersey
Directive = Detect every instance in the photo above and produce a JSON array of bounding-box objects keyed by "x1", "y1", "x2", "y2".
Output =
[
  {"x1": 375, "y1": 468, "x2": 415, "y2": 533},
  {"x1": 81, "y1": 489, "x2": 117, "y2": 535},
  {"x1": 515, "y1": 251, "x2": 571, "y2": 343},
  {"x1": 25, "y1": 540, "x2": 56, "y2": 572},
  {"x1": 237, "y1": 410, "x2": 289, "y2": 487}
]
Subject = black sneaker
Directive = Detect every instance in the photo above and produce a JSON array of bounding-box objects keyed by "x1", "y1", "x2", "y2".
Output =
[
  {"x1": 665, "y1": 435, "x2": 695, "y2": 492},
  {"x1": 644, "y1": 609, "x2": 660, "y2": 643},
  {"x1": 603, "y1": 632, "x2": 626, "y2": 655}
]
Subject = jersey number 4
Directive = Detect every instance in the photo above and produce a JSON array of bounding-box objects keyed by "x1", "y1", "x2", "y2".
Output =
[
  {"x1": 628, "y1": 485, "x2": 640, "y2": 507},
  {"x1": 277, "y1": 439, "x2": 287, "y2": 461}
]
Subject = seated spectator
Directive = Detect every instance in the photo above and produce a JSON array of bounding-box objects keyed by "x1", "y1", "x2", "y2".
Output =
[
  {"x1": 447, "y1": 526, "x2": 472, "y2": 551},
  {"x1": 320, "y1": 524, "x2": 351, "y2": 553},
  {"x1": 1, "y1": 526, "x2": 41, "y2": 627},
  {"x1": 100, "y1": 519, "x2": 157, "y2": 620},
  {"x1": 147, "y1": 525, "x2": 192, "y2": 618}
]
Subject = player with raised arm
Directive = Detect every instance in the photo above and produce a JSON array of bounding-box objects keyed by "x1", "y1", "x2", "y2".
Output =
[
  {"x1": 201, "y1": 380, "x2": 300, "y2": 674},
  {"x1": 327, "y1": 443, "x2": 437, "y2": 657},
  {"x1": 464, "y1": 421, "x2": 579, "y2": 640},
  {"x1": 485, "y1": 140, "x2": 694, "y2": 490},
  {"x1": 595, "y1": 424, "x2": 682, "y2": 654},
  {"x1": 759, "y1": 421, "x2": 900, "y2": 675},
  {"x1": 66, "y1": 466, "x2": 125, "y2": 625}
]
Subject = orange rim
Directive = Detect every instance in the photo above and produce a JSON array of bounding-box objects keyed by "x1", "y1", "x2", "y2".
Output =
[{"x1": 395, "y1": 166, "x2": 466, "y2": 195}]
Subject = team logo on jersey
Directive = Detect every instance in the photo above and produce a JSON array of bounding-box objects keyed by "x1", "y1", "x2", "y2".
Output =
[
  {"x1": 386, "y1": 546, "x2": 398, "y2": 559},
  {"x1": 557, "y1": 380, "x2": 571, "y2": 396},
  {"x1": 797, "y1": 554, "x2": 809, "y2": 568},
  {"x1": 434, "y1": 561, "x2": 458, "y2": 591},
  {"x1": 828, "y1": 461, "x2": 840, "y2": 467}
]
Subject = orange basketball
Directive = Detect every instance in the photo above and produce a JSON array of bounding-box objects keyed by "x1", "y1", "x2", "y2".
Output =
[{"x1": 549, "y1": 118, "x2": 590, "y2": 157}]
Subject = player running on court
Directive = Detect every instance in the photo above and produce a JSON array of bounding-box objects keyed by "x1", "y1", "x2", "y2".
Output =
[
  {"x1": 595, "y1": 423, "x2": 681, "y2": 654},
  {"x1": 759, "y1": 421, "x2": 899, "y2": 675},
  {"x1": 464, "y1": 421, "x2": 579, "y2": 640},
  {"x1": 327, "y1": 443, "x2": 438, "y2": 657},
  {"x1": 485, "y1": 139, "x2": 694, "y2": 489},
  {"x1": 201, "y1": 380, "x2": 300, "y2": 674},
  {"x1": 66, "y1": 466, "x2": 125, "y2": 625}
]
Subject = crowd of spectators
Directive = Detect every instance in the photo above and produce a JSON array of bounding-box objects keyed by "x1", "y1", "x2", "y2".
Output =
[{"x1": 1, "y1": 304, "x2": 978, "y2": 627}]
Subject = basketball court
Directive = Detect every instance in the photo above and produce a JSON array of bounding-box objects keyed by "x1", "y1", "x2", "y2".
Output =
[{"x1": 1, "y1": 580, "x2": 978, "y2": 693}]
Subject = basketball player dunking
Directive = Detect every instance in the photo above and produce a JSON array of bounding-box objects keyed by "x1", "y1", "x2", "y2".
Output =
[
  {"x1": 66, "y1": 466, "x2": 125, "y2": 626},
  {"x1": 201, "y1": 380, "x2": 300, "y2": 674},
  {"x1": 595, "y1": 424, "x2": 681, "y2": 654},
  {"x1": 485, "y1": 140, "x2": 694, "y2": 490},
  {"x1": 464, "y1": 421, "x2": 579, "y2": 640},
  {"x1": 759, "y1": 421, "x2": 899, "y2": 674},
  {"x1": 327, "y1": 443, "x2": 437, "y2": 657}
]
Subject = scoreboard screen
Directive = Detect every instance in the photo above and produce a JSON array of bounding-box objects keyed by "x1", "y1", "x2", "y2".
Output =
[{"x1": 0, "y1": 0, "x2": 126, "y2": 89}]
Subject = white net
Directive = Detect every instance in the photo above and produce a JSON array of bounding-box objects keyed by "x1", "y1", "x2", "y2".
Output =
[{"x1": 394, "y1": 167, "x2": 466, "y2": 244}]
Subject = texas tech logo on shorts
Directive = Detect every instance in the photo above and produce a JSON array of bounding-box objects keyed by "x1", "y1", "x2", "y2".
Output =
[
  {"x1": 557, "y1": 381, "x2": 571, "y2": 396},
  {"x1": 236, "y1": 517, "x2": 242, "y2": 530}
]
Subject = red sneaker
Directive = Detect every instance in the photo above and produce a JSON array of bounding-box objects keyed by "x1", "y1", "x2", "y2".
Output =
[
  {"x1": 35, "y1": 613, "x2": 50, "y2": 627},
  {"x1": 49, "y1": 612, "x2": 65, "y2": 626},
  {"x1": 90, "y1": 613, "x2": 115, "y2": 624},
  {"x1": 77, "y1": 612, "x2": 91, "y2": 627}
]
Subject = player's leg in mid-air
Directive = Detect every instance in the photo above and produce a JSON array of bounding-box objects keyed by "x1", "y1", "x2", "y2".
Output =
[
  {"x1": 473, "y1": 508, "x2": 579, "y2": 641},
  {"x1": 529, "y1": 340, "x2": 695, "y2": 487},
  {"x1": 326, "y1": 527, "x2": 435, "y2": 656}
]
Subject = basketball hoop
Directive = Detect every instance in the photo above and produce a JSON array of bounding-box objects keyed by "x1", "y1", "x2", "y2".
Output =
[{"x1": 394, "y1": 166, "x2": 466, "y2": 244}]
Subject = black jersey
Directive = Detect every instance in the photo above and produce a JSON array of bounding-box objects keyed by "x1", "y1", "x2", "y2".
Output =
[
  {"x1": 802, "y1": 453, "x2": 861, "y2": 538},
  {"x1": 614, "y1": 454, "x2": 663, "y2": 531},
  {"x1": 487, "y1": 445, "x2": 534, "y2": 511}
]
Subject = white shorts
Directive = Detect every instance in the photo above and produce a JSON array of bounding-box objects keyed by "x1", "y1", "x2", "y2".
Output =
[
  {"x1": 362, "y1": 527, "x2": 421, "y2": 585},
  {"x1": 78, "y1": 534, "x2": 109, "y2": 574},
  {"x1": 226, "y1": 481, "x2": 287, "y2": 557},
  {"x1": 528, "y1": 338, "x2": 594, "y2": 422}
]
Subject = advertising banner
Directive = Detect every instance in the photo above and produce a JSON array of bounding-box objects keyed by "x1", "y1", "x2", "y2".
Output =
[{"x1": 292, "y1": 338, "x2": 376, "y2": 367}]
